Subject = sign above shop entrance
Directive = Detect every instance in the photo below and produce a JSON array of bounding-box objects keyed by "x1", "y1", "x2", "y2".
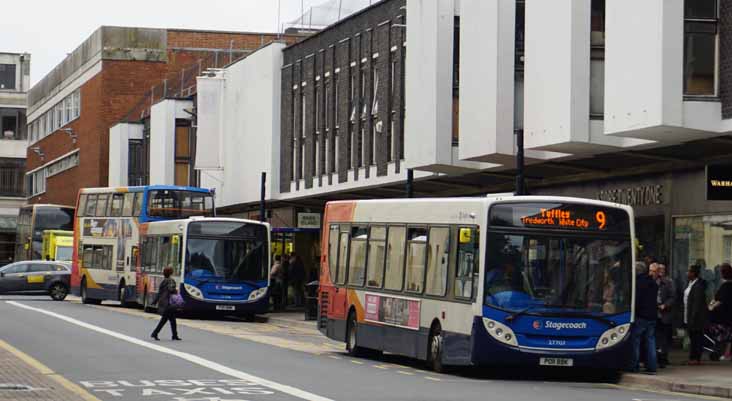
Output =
[
  {"x1": 597, "y1": 185, "x2": 663, "y2": 207},
  {"x1": 707, "y1": 163, "x2": 732, "y2": 201},
  {"x1": 297, "y1": 213, "x2": 321, "y2": 229}
]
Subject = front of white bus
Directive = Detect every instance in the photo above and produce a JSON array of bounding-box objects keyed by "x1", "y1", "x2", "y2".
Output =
[
  {"x1": 474, "y1": 198, "x2": 635, "y2": 371},
  {"x1": 180, "y1": 218, "x2": 270, "y2": 317}
]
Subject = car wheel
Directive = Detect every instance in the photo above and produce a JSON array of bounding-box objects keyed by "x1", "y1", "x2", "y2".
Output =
[
  {"x1": 428, "y1": 323, "x2": 447, "y2": 373},
  {"x1": 49, "y1": 283, "x2": 68, "y2": 301},
  {"x1": 346, "y1": 311, "x2": 365, "y2": 357}
]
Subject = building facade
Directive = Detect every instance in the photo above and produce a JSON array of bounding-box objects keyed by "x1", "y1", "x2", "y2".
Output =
[
  {"x1": 26, "y1": 26, "x2": 290, "y2": 206},
  {"x1": 0, "y1": 52, "x2": 30, "y2": 265}
]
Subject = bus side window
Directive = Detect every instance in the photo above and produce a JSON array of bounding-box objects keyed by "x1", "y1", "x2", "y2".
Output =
[
  {"x1": 83, "y1": 245, "x2": 93, "y2": 269},
  {"x1": 77, "y1": 194, "x2": 88, "y2": 217},
  {"x1": 384, "y1": 226, "x2": 406, "y2": 291},
  {"x1": 103, "y1": 246, "x2": 113, "y2": 271},
  {"x1": 132, "y1": 193, "x2": 143, "y2": 217},
  {"x1": 95, "y1": 194, "x2": 109, "y2": 217},
  {"x1": 425, "y1": 227, "x2": 450, "y2": 297},
  {"x1": 336, "y1": 230, "x2": 350, "y2": 285},
  {"x1": 122, "y1": 193, "x2": 135, "y2": 216},
  {"x1": 328, "y1": 225, "x2": 339, "y2": 283},
  {"x1": 85, "y1": 195, "x2": 98, "y2": 217},
  {"x1": 347, "y1": 226, "x2": 368, "y2": 287},
  {"x1": 110, "y1": 194, "x2": 124, "y2": 217},
  {"x1": 405, "y1": 227, "x2": 428, "y2": 294},
  {"x1": 131, "y1": 246, "x2": 139, "y2": 270},
  {"x1": 158, "y1": 237, "x2": 172, "y2": 274},
  {"x1": 141, "y1": 239, "x2": 150, "y2": 273},
  {"x1": 455, "y1": 227, "x2": 478, "y2": 300}
]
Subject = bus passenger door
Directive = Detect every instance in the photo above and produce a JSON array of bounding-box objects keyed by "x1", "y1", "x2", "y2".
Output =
[{"x1": 330, "y1": 230, "x2": 350, "y2": 328}]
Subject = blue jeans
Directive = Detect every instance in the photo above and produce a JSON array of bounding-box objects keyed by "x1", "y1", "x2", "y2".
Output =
[{"x1": 631, "y1": 318, "x2": 658, "y2": 372}]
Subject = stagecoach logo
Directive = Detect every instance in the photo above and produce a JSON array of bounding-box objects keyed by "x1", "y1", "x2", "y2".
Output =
[
  {"x1": 532, "y1": 320, "x2": 541, "y2": 330},
  {"x1": 216, "y1": 285, "x2": 243, "y2": 291},
  {"x1": 543, "y1": 321, "x2": 588, "y2": 331}
]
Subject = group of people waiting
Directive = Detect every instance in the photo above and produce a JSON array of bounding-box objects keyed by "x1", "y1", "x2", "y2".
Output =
[
  {"x1": 632, "y1": 258, "x2": 732, "y2": 374},
  {"x1": 269, "y1": 253, "x2": 307, "y2": 310}
]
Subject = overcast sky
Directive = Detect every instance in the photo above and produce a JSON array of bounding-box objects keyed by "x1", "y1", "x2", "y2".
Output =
[{"x1": 0, "y1": 0, "x2": 326, "y2": 85}]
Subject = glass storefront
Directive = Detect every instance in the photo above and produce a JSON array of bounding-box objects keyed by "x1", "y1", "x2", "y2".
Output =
[{"x1": 673, "y1": 215, "x2": 732, "y2": 300}]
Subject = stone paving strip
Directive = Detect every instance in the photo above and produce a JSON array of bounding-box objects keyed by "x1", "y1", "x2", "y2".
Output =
[{"x1": 0, "y1": 338, "x2": 100, "y2": 401}]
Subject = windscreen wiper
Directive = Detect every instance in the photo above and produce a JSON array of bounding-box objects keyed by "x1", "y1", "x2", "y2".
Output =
[{"x1": 504, "y1": 305, "x2": 541, "y2": 322}]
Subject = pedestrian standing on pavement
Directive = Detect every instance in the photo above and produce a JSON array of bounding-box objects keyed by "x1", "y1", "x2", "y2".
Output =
[
  {"x1": 151, "y1": 267, "x2": 181, "y2": 341},
  {"x1": 631, "y1": 261, "x2": 659, "y2": 374},
  {"x1": 708, "y1": 263, "x2": 732, "y2": 361},
  {"x1": 684, "y1": 264, "x2": 708, "y2": 365},
  {"x1": 653, "y1": 263, "x2": 675, "y2": 368},
  {"x1": 270, "y1": 255, "x2": 283, "y2": 311},
  {"x1": 289, "y1": 253, "x2": 306, "y2": 307}
]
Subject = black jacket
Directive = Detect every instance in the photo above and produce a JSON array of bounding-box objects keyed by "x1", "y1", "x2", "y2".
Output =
[
  {"x1": 153, "y1": 278, "x2": 177, "y2": 315},
  {"x1": 635, "y1": 273, "x2": 659, "y2": 321},
  {"x1": 685, "y1": 279, "x2": 708, "y2": 330},
  {"x1": 711, "y1": 281, "x2": 732, "y2": 325},
  {"x1": 657, "y1": 277, "x2": 675, "y2": 324}
]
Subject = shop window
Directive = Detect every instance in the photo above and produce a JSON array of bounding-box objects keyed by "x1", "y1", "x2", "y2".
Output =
[
  {"x1": 366, "y1": 226, "x2": 386, "y2": 288},
  {"x1": 348, "y1": 226, "x2": 368, "y2": 286},
  {"x1": 384, "y1": 226, "x2": 406, "y2": 291},
  {"x1": 425, "y1": 227, "x2": 450, "y2": 297},
  {"x1": 405, "y1": 227, "x2": 428, "y2": 293},
  {"x1": 684, "y1": 0, "x2": 718, "y2": 96}
]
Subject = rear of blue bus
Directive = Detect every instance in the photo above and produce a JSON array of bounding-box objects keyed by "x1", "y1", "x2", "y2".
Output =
[
  {"x1": 473, "y1": 200, "x2": 634, "y2": 371},
  {"x1": 180, "y1": 219, "x2": 270, "y2": 316}
]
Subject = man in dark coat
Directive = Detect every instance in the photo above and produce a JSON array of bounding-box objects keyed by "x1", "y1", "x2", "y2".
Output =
[
  {"x1": 631, "y1": 261, "x2": 659, "y2": 374},
  {"x1": 684, "y1": 264, "x2": 708, "y2": 364},
  {"x1": 653, "y1": 263, "x2": 675, "y2": 368}
]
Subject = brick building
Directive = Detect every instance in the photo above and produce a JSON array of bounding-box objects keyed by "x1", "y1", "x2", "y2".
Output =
[
  {"x1": 25, "y1": 26, "x2": 289, "y2": 206},
  {"x1": 0, "y1": 52, "x2": 30, "y2": 265}
]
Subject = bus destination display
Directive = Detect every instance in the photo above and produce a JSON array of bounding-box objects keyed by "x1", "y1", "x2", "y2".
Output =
[{"x1": 489, "y1": 203, "x2": 630, "y2": 233}]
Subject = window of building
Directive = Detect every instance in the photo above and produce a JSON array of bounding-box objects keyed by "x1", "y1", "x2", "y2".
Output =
[
  {"x1": 0, "y1": 158, "x2": 25, "y2": 197},
  {"x1": 384, "y1": 226, "x2": 406, "y2": 291},
  {"x1": 348, "y1": 225, "x2": 368, "y2": 286},
  {"x1": 684, "y1": 0, "x2": 719, "y2": 96},
  {"x1": 590, "y1": 0, "x2": 605, "y2": 118},
  {"x1": 425, "y1": 227, "x2": 450, "y2": 296},
  {"x1": 175, "y1": 123, "x2": 193, "y2": 187},
  {"x1": 371, "y1": 67, "x2": 379, "y2": 166},
  {"x1": 405, "y1": 227, "x2": 428, "y2": 293},
  {"x1": 0, "y1": 64, "x2": 15, "y2": 90},
  {"x1": 28, "y1": 90, "x2": 81, "y2": 144},
  {"x1": 366, "y1": 226, "x2": 386, "y2": 288},
  {"x1": 300, "y1": 90, "x2": 306, "y2": 180}
]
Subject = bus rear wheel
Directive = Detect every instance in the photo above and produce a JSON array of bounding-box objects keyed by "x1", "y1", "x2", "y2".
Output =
[
  {"x1": 428, "y1": 323, "x2": 447, "y2": 373},
  {"x1": 346, "y1": 311, "x2": 365, "y2": 357},
  {"x1": 81, "y1": 279, "x2": 101, "y2": 305}
]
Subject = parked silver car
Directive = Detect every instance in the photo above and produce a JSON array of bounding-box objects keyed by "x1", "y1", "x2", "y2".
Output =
[{"x1": 0, "y1": 261, "x2": 71, "y2": 301}]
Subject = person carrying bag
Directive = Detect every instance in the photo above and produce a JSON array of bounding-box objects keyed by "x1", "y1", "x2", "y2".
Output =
[{"x1": 151, "y1": 267, "x2": 182, "y2": 341}]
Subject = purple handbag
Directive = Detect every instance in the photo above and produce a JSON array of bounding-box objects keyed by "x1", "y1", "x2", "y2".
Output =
[{"x1": 169, "y1": 293, "x2": 185, "y2": 309}]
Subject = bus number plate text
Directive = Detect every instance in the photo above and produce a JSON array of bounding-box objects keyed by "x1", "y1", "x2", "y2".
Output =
[
  {"x1": 216, "y1": 305, "x2": 236, "y2": 311},
  {"x1": 539, "y1": 357, "x2": 573, "y2": 367}
]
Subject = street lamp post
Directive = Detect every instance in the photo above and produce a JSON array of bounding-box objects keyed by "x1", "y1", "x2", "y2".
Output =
[{"x1": 515, "y1": 129, "x2": 526, "y2": 196}]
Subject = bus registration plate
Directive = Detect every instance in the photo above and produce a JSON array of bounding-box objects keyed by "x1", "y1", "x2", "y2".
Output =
[
  {"x1": 216, "y1": 305, "x2": 235, "y2": 311},
  {"x1": 539, "y1": 357, "x2": 573, "y2": 367}
]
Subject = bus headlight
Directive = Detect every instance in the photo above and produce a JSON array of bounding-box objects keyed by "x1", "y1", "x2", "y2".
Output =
[
  {"x1": 483, "y1": 318, "x2": 518, "y2": 347},
  {"x1": 596, "y1": 323, "x2": 631, "y2": 351},
  {"x1": 248, "y1": 287, "x2": 267, "y2": 301},
  {"x1": 184, "y1": 283, "x2": 204, "y2": 300}
]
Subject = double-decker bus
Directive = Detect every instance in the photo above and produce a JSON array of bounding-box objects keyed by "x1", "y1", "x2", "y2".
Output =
[
  {"x1": 318, "y1": 195, "x2": 635, "y2": 372},
  {"x1": 15, "y1": 204, "x2": 75, "y2": 261},
  {"x1": 138, "y1": 218, "x2": 270, "y2": 318},
  {"x1": 71, "y1": 185, "x2": 215, "y2": 305}
]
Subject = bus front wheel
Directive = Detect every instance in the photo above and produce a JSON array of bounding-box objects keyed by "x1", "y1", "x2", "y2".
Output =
[
  {"x1": 81, "y1": 279, "x2": 101, "y2": 305},
  {"x1": 428, "y1": 323, "x2": 447, "y2": 373},
  {"x1": 346, "y1": 311, "x2": 365, "y2": 357}
]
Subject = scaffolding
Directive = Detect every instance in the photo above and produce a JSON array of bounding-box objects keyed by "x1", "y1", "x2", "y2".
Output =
[{"x1": 284, "y1": 0, "x2": 376, "y2": 32}]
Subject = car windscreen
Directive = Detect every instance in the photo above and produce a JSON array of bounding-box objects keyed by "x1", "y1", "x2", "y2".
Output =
[
  {"x1": 55, "y1": 246, "x2": 73, "y2": 262},
  {"x1": 147, "y1": 190, "x2": 214, "y2": 219},
  {"x1": 185, "y1": 222, "x2": 267, "y2": 283},
  {"x1": 484, "y1": 232, "x2": 633, "y2": 315}
]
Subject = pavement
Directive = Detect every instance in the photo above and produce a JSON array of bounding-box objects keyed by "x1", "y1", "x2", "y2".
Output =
[
  {"x1": 621, "y1": 349, "x2": 732, "y2": 398},
  {"x1": 0, "y1": 294, "x2": 727, "y2": 401}
]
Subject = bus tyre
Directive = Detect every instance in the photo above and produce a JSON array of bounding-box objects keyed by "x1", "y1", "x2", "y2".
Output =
[
  {"x1": 81, "y1": 279, "x2": 101, "y2": 305},
  {"x1": 49, "y1": 283, "x2": 68, "y2": 301},
  {"x1": 428, "y1": 323, "x2": 447, "y2": 373},
  {"x1": 346, "y1": 311, "x2": 365, "y2": 357}
]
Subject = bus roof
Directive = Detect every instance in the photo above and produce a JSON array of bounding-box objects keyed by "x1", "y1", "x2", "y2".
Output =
[
  {"x1": 78, "y1": 185, "x2": 215, "y2": 194},
  {"x1": 20, "y1": 204, "x2": 75, "y2": 210}
]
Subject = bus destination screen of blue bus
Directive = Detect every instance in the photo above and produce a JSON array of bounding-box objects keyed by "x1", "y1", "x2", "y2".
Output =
[{"x1": 489, "y1": 203, "x2": 630, "y2": 233}]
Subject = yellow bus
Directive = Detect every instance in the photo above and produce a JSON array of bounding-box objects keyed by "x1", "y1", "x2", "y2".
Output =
[{"x1": 41, "y1": 230, "x2": 74, "y2": 261}]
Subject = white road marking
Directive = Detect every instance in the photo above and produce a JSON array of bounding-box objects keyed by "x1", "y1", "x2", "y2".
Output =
[{"x1": 7, "y1": 301, "x2": 333, "y2": 401}]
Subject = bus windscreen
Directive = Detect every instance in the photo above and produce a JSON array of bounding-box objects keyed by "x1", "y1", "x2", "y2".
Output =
[
  {"x1": 147, "y1": 190, "x2": 214, "y2": 219},
  {"x1": 489, "y1": 202, "x2": 630, "y2": 233}
]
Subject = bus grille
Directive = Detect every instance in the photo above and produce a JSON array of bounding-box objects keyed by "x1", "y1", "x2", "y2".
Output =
[{"x1": 318, "y1": 292, "x2": 329, "y2": 329}]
